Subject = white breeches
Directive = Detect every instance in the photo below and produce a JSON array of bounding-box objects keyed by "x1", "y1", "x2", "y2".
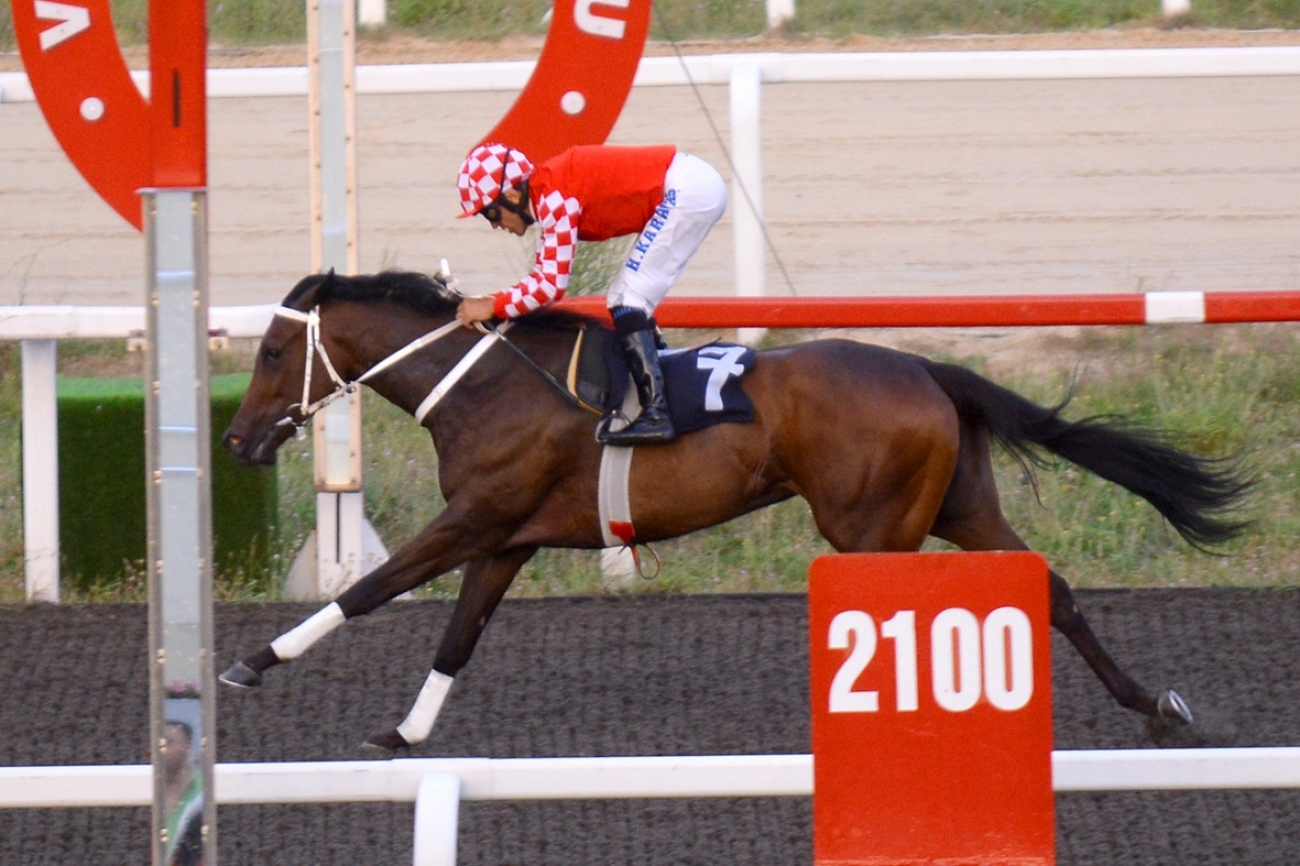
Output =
[{"x1": 605, "y1": 152, "x2": 727, "y2": 314}]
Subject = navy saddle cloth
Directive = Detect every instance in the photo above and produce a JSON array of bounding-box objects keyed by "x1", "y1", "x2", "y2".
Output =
[{"x1": 571, "y1": 324, "x2": 758, "y2": 435}]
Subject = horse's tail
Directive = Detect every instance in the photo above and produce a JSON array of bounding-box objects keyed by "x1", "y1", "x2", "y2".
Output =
[{"x1": 920, "y1": 358, "x2": 1254, "y2": 548}]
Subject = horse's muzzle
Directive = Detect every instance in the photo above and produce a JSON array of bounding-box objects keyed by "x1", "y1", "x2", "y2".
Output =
[{"x1": 223, "y1": 429, "x2": 280, "y2": 466}]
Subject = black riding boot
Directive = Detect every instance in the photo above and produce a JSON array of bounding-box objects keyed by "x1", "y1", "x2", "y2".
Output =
[{"x1": 600, "y1": 325, "x2": 676, "y2": 446}]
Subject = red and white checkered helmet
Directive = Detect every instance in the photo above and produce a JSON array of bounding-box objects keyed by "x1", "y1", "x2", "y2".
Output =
[{"x1": 456, "y1": 143, "x2": 534, "y2": 219}]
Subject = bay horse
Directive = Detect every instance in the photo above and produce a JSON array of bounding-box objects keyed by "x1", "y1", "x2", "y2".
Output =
[{"x1": 220, "y1": 270, "x2": 1251, "y2": 753}]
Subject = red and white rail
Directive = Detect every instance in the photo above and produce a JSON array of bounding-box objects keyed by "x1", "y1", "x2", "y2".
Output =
[{"x1": 561, "y1": 289, "x2": 1300, "y2": 328}]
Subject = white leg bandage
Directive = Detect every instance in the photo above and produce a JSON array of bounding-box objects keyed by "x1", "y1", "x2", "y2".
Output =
[
  {"x1": 270, "y1": 602, "x2": 346, "y2": 661},
  {"x1": 396, "y1": 670, "x2": 455, "y2": 745}
]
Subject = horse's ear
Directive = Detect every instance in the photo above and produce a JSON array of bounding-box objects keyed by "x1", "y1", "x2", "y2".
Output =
[
  {"x1": 318, "y1": 267, "x2": 337, "y2": 298},
  {"x1": 432, "y1": 261, "x2": 462, "y2": 301}
]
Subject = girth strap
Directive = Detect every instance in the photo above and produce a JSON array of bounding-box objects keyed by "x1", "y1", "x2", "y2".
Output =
[
  {"x1": 413, "y1": 322, "x2": 512, "y2": 424},
  {"x1": 272, "y1": 304, "x2": 510, "y2": 430}
]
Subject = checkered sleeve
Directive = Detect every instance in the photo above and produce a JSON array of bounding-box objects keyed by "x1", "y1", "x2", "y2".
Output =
[{"x1": 494, "y1": 190, "x2": 580, "y2": 319}]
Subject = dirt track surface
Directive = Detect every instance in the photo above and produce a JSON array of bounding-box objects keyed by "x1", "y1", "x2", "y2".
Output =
[{"x1": 2, "y1": 590, "x2": 1298, "y2": 864}]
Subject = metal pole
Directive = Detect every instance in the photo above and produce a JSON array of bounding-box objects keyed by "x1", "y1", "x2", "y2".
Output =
[{"x1": 144, "y1": 188, "x2": 217, "y2": 866}]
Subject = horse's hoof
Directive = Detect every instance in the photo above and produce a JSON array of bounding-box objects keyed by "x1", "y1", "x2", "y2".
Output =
[
  {"x1": 218, "y1": 661, "x2": 263, "y2": 690},
  {"x1": 361, "y1": 728, "x2": 410, "y2": 757},
  {"x1": 1157, "y1": 689, "x2": 1193, "y2": 725}
]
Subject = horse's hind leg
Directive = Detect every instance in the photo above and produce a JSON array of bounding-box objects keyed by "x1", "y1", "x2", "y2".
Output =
[
  {"x1": 930, "y1": 429, "x2": 1192, "y2": 725},
  {"x1": 363, "y1": 546, "x2": 537, "y2": 754},
  {"x1": 1046, "y1": 569, "x2": 1191, "y2": 724}
]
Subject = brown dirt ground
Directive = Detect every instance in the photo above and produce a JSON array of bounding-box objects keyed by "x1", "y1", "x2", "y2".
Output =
[{"x1": 1, "y1": 589, "x2": 1298, "y2": 864}]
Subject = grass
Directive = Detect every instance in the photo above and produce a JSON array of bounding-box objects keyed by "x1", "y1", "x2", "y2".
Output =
[
  {"x1": 985, "y1": 325, "x2": 1300, "y2": 590},
  {"x1": 2, "y1": 321, "x2": 1299, "y2": 605},
  {"x1": 2, "y1": 0, "x2": 1300, "y2": 52}
]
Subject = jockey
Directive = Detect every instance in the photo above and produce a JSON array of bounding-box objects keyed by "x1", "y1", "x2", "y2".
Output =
[{"x1": 454, "y1": 142, "x2": 727, "y2": 446}]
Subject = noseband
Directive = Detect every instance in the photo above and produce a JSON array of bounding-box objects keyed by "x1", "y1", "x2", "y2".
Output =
[{"x1": 271, "y1": 304, "x2": 511, "y2": 433}]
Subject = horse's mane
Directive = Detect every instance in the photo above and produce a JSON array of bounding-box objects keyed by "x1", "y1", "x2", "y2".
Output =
[{"x1": 286, "y1": 269, "x2": 600, "y2": 333}]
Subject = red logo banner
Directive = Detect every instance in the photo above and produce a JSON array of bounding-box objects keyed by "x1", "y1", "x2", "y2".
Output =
[
  {"x1": 481, "y1": 0, "x2": 653, "y2": 163},
  {"x1": 13, "y1": 0, "x2": 207, "y2": 230}
]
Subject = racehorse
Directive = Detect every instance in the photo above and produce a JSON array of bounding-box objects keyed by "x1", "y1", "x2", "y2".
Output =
[{"x1": 220, "y1": 270, "x2": 1251, "y2": 753}]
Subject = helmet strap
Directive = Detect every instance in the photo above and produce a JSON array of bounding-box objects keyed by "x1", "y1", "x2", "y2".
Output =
[{"x1": 501, "y1": 180, "x2": 534, "y2": 227}]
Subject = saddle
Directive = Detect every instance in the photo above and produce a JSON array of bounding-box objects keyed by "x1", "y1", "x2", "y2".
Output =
[{"x1": 564, "y1": 322, "x2": 758, "y2": 434}]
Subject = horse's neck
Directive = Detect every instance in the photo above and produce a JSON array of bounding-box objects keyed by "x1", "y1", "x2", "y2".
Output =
[
  {"x1": 375, "y1": 322, "x2": 576, "y2": 426},
  {"x1": 346, "y1": 315, "x2": 499, "y2": 417}
]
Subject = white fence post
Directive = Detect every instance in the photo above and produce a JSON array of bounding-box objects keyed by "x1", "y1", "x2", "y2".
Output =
[
  {"x1": 358, "y1": 0, "x2": 386, "y2": 27},
  {"x1": 1163, "y1": 0, "x2": 1191, "y2": 16},
  {"x1": 20, "y1": 339, "x2": 60, "y2": 603},
  {"x1": 412, "y1": 773, "x2": 461, "y2": 866},
  {"x1": 766, "y1": 0, "x2": 795, "y2": 30},
  {"x1": 600, "y1": 546, "x2": 637, "y2": 584},
  {"x1": 729, "y1": 63, "x2": 766, "y2": 344}
]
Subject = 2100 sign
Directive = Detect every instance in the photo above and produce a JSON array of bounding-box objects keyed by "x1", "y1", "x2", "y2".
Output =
[{"x1": 828, "y1": 606, "x2": 1035, "y2": 714}]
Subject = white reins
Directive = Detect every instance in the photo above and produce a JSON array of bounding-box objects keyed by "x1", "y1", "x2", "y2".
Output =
[{"x1": 271, "y1": 304, "x2": 510, "y2": 431}]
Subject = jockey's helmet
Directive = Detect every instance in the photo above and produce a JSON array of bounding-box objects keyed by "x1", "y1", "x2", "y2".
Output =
[{"x1": 456, "y1": 143, "x2": 534, "y2": 219}]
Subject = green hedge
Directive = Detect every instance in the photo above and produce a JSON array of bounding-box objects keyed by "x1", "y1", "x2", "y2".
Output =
[{"x1": 55, "y1": 373, "x2": 277, "y2": 591}]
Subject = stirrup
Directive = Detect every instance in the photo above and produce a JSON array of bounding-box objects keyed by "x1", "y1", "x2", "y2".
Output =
[
  {"x1": 595, "y1": 411, "x2": 630, "y2": 444},
  {"x1": 601, "y1": 413, "x2": 675, "y2": 446}
]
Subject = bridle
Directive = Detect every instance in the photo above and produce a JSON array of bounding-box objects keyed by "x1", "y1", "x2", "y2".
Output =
[{"x1": 269, "y1": 304, "x2": 511, "y2": 434}]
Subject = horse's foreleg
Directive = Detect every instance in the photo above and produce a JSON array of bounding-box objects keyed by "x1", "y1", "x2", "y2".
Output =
[
  {"x1": 218, "y1": 554, "x2": 447, "y2": 690},
  {"x1": 220, "y1": 506, "x2": 494, "y2": 690},
  {"x1": 218, "y1": 602, "x2": 346, "y2": 688},
  {"x1": 1049, "y1": 570, "x2": 1192, "y2": 724},
  {"x1": 363, "y1": 546, "x2": 538, "y2": 754}
]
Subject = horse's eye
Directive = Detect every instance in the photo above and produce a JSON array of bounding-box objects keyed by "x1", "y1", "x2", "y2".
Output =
[{"x1": 263, "y1": 347, "x2": 283, "y2": 361}]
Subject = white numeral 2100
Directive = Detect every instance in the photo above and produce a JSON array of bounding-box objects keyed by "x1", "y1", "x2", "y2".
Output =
[{"x1": 828, "y1": 607, "x2": 1034, "y2": 714}]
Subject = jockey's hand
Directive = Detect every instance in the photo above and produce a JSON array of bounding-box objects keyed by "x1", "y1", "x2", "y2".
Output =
[{"x1": 456, "y1": 296, "x2": 497, "y2": 329}]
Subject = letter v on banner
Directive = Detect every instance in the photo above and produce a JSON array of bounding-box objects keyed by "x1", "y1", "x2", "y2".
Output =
[
  {"x1": 12, "y1": 0, "x2": 206, "y2": 228},
  {"x1": 479, "y1": 0, "x2": 652, "y2": 162}
]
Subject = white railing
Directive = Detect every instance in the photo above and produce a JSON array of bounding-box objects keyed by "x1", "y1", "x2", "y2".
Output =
[
  {"x1": 4, "y1": 47, "x2": 1300, "y2": 104},
  {"x1": 2, "y1": 749, "x2": 1299, "y2": 865},
  {"x1": 4, "y1": 306, "x2": 279, "y2": 603}
]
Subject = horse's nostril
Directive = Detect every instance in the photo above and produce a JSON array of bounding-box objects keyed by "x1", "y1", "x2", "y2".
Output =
[{"x1": 225, "y1": 434, "x2": 244, "y2": 450}]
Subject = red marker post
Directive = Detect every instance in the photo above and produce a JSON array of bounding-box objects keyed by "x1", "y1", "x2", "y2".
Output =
[{"x1": 809, "y1": 552, "x2": 1056, "y2": 865}]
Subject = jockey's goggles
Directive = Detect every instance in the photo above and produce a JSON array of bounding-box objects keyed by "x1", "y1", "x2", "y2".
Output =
[
  {"x1": 480, "y1": 155, "x2": 533, "y2": 226},
  {"x1": 481, "y1": 192, "x2": 532, "y2": 226}
]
